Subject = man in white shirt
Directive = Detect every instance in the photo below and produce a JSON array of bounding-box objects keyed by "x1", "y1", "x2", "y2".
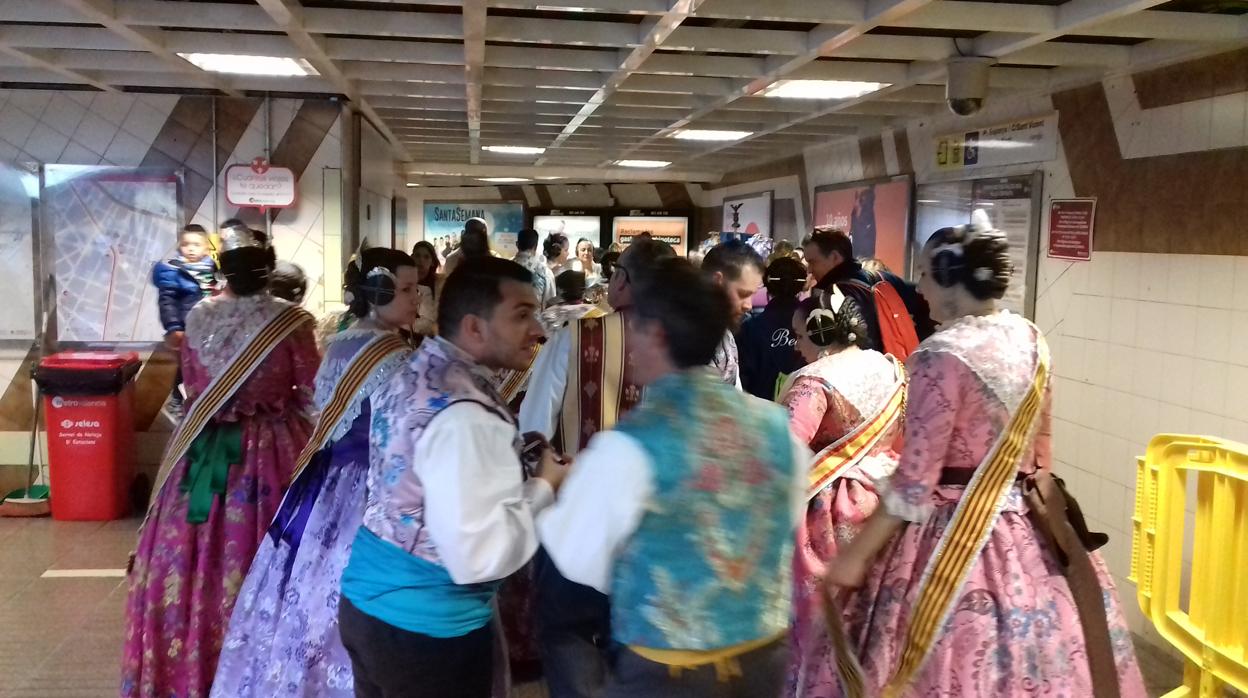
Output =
[
  {"x1": 701, "y1": 239, "x2": 766, "y2": 389},
  {"x1": 518, "y1": 238, "x2": 675, "y2": 698},
  {"x1": 339, "y1": 257, "x2": 570, "y2": 698},
  {"x1": 538, "y1": 258, "x2": 808, "y2": 697}
]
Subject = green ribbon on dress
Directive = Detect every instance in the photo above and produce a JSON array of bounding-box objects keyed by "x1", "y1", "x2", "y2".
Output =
[{"x1": 179, "y1": 422, "x2": 243, "y2": 524}]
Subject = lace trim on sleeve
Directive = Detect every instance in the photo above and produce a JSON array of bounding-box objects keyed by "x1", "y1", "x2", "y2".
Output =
[{"x1": 878, "y1": 477, "x2": 933, "y2": 524}]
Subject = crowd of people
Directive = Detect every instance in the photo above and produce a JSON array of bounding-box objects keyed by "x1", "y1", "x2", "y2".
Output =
[{"x1": 125, "y1": 213, "x2": 1147, "y2": 698}]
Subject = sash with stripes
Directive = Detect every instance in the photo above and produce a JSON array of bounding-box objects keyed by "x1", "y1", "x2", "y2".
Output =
[
  {"x1": 288, "y1": 332, "x2": 409, "y2": 484},
  {"x1": 558, "y1": 309, "x2": 639, "y2": 455},
  {"x1": 495, "y1": 342, "x2": 542, "y2": 406},
  {"x1": 806, "y1": 358, "x2": 906, "y2": 500},
  {"x1": 835, "y1": 339, "x2": 1050, "y2": 698},
  {"x1": 146, "y1": 305, "x2": 314, "y2": 520}
]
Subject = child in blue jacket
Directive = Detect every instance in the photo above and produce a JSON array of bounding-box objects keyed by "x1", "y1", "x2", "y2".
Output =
[{"x1": 152, "y1": 224, "x2": 217, "y2": 414}]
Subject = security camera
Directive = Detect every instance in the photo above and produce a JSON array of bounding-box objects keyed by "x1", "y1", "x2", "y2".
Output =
[{"x1": 946, "y1": 56, "x2": 994, "y2": 117}]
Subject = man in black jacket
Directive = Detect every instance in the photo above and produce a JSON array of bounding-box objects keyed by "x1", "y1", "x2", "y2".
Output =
[{"x1": 801, "y1": 228, "x2": 936, "y2": 350}]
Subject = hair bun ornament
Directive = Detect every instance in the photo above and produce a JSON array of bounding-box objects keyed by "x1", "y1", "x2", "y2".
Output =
[
  {"x1": 366, "y1": 266, "x2": 397, "y2": 283},
  {"x1": 808, "y1": 308, "x2": 837, "y2": 325},
  {"x1": 973, "y1": 267, "x2": 993, "y2": 282},
  {"x1": 219, "y1": 226, "x2": 268, "y2": 252},
  {"x1": 970, "y1": 208, "x2": 993, "y2": 233},
  {"x1": 343, "y1": 289, "x2": 356, "y2": 305}
]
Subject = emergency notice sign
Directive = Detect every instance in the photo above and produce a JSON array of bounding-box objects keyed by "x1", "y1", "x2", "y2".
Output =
[
  {"x1": 1047, "y1": 198, "x2": 1096, "y2": 261},
  {"x1": 225, "y1": 157, "x2": 296, "y2": 210}
]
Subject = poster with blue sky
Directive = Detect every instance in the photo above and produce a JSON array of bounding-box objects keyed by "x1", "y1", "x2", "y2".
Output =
[{"x1": 423, "y1": 202, "x2": 525, "y2": 256}]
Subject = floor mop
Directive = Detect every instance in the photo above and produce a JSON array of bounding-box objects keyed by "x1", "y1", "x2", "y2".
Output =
[{"x1": 0, "y1": 362, "x2": 50, "y2": 517}]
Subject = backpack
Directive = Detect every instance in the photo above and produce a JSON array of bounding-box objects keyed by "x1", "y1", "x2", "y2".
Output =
[{"x1": 840, "y1": 275, "x2": 921, "y2": 360}]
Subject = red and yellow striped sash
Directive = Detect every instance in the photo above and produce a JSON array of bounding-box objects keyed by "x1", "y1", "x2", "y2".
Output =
[
  {"x1": 147, "y1": 305, "x2": 313, "y2": 520},
  {"x1": 880, "y1": 341, "x2": 1050, "y2": 697},
  {"x1": 807, "y1": 360, "x2": 906, "y2": 500},
  {"x1": 288, "y1": 333, "x2": 408, "y2": 484},
  {"x1": 496, "y1": 342, "x2": 542, "y2": 405}
]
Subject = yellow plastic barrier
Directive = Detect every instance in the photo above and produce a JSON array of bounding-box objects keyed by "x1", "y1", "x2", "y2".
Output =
[{"x1": 1130, "y1": 434, "x2": 1248, "y2": 698}]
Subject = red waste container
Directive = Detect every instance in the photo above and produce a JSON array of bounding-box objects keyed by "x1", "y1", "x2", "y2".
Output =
[{"x1": 35, "y1": 351, "x2": 141, "y2": 521}]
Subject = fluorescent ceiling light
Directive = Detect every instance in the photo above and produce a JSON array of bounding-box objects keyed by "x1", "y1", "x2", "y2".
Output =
[
  {"x1": 536, "y1": 5, "x2": 591, "y2": 10},
  {"x1": 406, "y1": 183, "x2": 421, "y2": 188},
  {"x1": 482, "y1": 145, "x2": 546, "y2": 155},
  {"x1": 616, "y1": 159, "x2": 671, "y2": 168},
  {"x1": 478, "y1": 177, "x2": 530, "y2": 183},
  {"x1": 760, "y1": 79, "x2": 889, "y2": 100},
  {"x1": 671, "y1": 129, "x2": 753, "y2": 142},
  {"x1": 536, "y1": 176, "x2": 563, "y2": 180},
  {"x1": 178, "y1": 53, "x2": 317, "y2": 77}
]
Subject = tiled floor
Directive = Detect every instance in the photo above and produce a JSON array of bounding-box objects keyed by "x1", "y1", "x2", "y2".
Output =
[{"x1": 0, "y1": 517, "x2": 1188, "y2": 698}]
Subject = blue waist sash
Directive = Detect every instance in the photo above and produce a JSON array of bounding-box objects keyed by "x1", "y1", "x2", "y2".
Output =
[{"x1": 341, "y1": 526, "x2": 499, "y2": 638}]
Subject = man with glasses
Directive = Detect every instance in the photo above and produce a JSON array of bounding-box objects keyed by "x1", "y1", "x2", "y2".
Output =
[{"x1": 519, "y1": 238, "x2": 676, "y2": 698}]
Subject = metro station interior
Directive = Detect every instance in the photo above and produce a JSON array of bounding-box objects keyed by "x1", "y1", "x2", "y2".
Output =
[{"x1": 0, "y1": 0, "x2": 1246, "y2": 696}]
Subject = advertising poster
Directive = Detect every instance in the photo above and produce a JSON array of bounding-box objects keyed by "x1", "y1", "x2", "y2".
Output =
[
  {"x1": 0, "y1": 162, "x2": 37, "y2": 340},
  {"x1": 423, "y1": 202, "x2": 525, "y2": 256},
  {"x1": 721, "y1": 191, "x2": 773, "y2": 238},
  {"x1": 1048, "y1": 198, "x2": 1096, "y2": 261},
  {"x1": 45, "y1": 165, "x2": 181, "y2": 343},
  {"x1": 613, "y1": 216, "x2": 689, "y2": 255},
  {"x1": 533, "y1": 214, "x2": 603, "y2": 254},
  {"x1": 813, "y1": 176, "x2": 912, "y2": 274}
]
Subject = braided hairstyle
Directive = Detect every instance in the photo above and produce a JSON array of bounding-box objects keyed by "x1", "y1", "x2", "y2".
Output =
[
  {"x1": 344, "y1": 246, "x2": 417, "y2": 319},
  {"x1": 797, "y1": 289, "x2": 869, "y2": 350},
  {"x1": 925, "y1": 212, "x2": 1012, "y2": 300}
]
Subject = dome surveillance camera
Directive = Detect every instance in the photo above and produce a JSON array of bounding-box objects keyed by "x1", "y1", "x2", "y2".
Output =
[{"x1": 946, "y1": 56, "x2": 994, "y2": 117}]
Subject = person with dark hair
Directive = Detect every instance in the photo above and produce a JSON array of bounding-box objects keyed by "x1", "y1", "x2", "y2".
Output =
[
  {"x1": 539, "y1": 270, "x2": 594, "y2": 334},
  {"x1": 599, "y1": 250, "x2": 620, "y2": 280},
  {"x1": 213, "y1": 245, "x2": 419, "y2": 698},
  {"x1": 410, "y1": 240, "x2": 443, "y2": 337},
  {"x1": 515, "y1": 227, "x2": 555, "y2": 306},
  {"x1": 701, "y1": 239, "x2": 766, "y2": 387},
  {"x1": 152, "y1": 224, "x2": 218, "y2": 417},
  {"x1": 737, "y1": 256, "x2": 808, "y2": 400},
  {"x1": 123, "y1": 226, "x2": 320, "y2": 698},
  {"x1": 338, "y1": 257, "x2": 566, "y2": 698},
  {"x1": 821, "y1": 216, "x2": 1145, "y2": 697},
  {"x1": 443, "y1": 217, "x2": 491, "y2": 277},
  {"x1": 801, "y1": 227, "x2": 935, "y2": 355},
  {"x1": 779, "y1": 288, "x2": 907, "y2": 696},
  {"x1": 520, "y1": 238, "x2": 677, "y2": 698},
  {"x1": 538, "y1": 257, "x2": 808, "y2": 698},
  {"x1": 268, "y1": 260, "x2": 308, "y2": 305},
  {"x1": 544, "y1": 232, "x2": 571, "y2": 278}
]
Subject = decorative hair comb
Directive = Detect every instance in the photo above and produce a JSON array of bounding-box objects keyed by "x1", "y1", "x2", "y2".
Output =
[{"x1": 219, "y1": 225, "x2": 268, "y2": 252}]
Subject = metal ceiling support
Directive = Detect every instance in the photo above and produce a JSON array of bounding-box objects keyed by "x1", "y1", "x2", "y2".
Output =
[
  {"x1": 973, "y1": 0, "x2": 1175, "y2": 58},
  {"x1": 253, "y1": 0, "x2": 410, "y2": 161},
  {"x1": 405, "y1": 162, "x2": 722, "y2": 183},
  {"x1": 462, "y1": 0, "x2": 488, "y2": 165},
  {"x1": 0, "y1": 44, "x2": 118, "y2": 92},
  {"x1": 55, "y1": 0, "x2": 243, "y2": 96}
]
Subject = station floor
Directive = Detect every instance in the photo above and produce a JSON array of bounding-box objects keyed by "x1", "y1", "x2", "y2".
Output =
[{"x1": 0, "y1": 517, "x2": 1183, "y2": 698}]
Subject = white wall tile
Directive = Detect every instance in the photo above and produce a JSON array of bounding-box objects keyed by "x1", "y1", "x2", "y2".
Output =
[
  {"x1": 1087, "y1": 256, "x2": 1115, "y2": 297},
  {"x1": 1133, "y1": 349, "x2": 1164, "y2": 401},
  {"x1": 1178, "y1": 97, "x2": 1213, "y2": 154},
  {"x1": 1068, "y1": 260, "x2": 1091, "y2": 295},
  {"x1": 103, "y1": 130, "x2": 147, "y2": 167},
  {"x1": 22, "y1": 124, "x2": 68, "y2": 163},
  {"x1": 0, "y1": 140, "x2": 19, "y2": 161},
  {"x1": 1159, "y1": 402, "x2": 1193, "y2": 434},
  {"x1": 1109, "y1": 298, "x2": 1137, "y2": 347},
  {"x1": 1065, "y1": 295, "x2": 1089, "y2": 339},
  {"x1": 41, "y1": 94, "x2": 87, "y2": 139},
  {"x1": 1230, "y1": 311, "x2": 1248, "y2": 367},
  {"x1": 1084, "y1": 341, "x2": 1110, "y2": 390},
  {"x1": 121, "y1": 102, "x2": 168, "y2": 145},
  {"x1": 1208, "y1": 92, "x2": 1247, "y2": 151},
  {"x1": 1191, "y1": 359, "x2": 1228, "y2": 416},
  {"x1": 1134, "y1": 300, "x2": 1167, "y2": 350},
  {"x1": 6, "y1": 90, "x2": 52, "y2": 119},
  {"x1": 88, "y1": 93, "x2": 136, "y2": 127},
  {"x1": 1195, "y1": 255, "x2": 1235, "y2": 309},
  {"x1": 1148, "y1": 103, "x2": 1184, "y2": 156},
  {"x1": 1137, "y1": 253, "x2": 1169, "y2": 303},
  {"x1": 1104, "y1": 389, "x2": 1135, "y2": 438},
  {"x1": 1128, "y1": 397, "x2": 1161, "y2": 445},
  {"x1": 1160, "y1": 353, "x2": 1195, "y2": 408},
  {"x1": 1061, "y1": 336, "x2": 1087, "y2": 382},
  {"x1": 1110, "y1": 253, "x2": 1139, "y2": 299},
  {"x1": 1086, "y1": 296, "x2": 1111, "y2": 342},
  {"x1": 1228, "y1": 420, "x2": 1248, "y2": 444},
  {"x1": 1165, "y1": 304, "x2": 1199, "y2": 358},
  {"x1": 1193, "y1": 307, "x2": 1231, "y2": 363},
  {"x1": 1233, "y1": 258, "x2": 1248, "y2": 313},
  {"x1": 1106, "y1": 345, "x2": 1135, "y2": 394},
  {"x1": 57, "y1": 142, "x2": 101, "y2": 165},
  {"x1": 1226, "y1": 365, "x2": 1248, "y2": 420},
  {"x1": 71, "y1": 113, "x2": 120, "y2": 158},
  {"x1": 1057, "y1": 378, "x2": 1086, "y2": 423},
  {"x1": 1166, "y1": 256, "x2": 1201, "y2": 307},
  {"x1": 0, "y1": 104, "x2": 38, "y2": 150}
]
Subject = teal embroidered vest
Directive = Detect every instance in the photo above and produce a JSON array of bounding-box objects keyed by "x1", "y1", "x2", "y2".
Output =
[{"x1": 611, "y1": 369, "x2": 795, "y2": 650}]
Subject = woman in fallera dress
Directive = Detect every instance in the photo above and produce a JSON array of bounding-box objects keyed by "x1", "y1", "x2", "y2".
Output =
[
  {"x1": 820, "y1": 218, "x2": 1146, "y2": 697},
  {"x1": 122, "y1": 227, "x2": 319, "y2": 698},
  {"x1": 780, "y1": 289, "x2": 906, "y2": 698},
  {"x1": 211, "y1": 246, "x2": 421, "y2": 698}
]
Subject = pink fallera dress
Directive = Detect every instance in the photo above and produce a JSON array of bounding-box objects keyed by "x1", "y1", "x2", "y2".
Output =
[
  {"x1": 121, "y1": 294, "x2": 318, "y2": 698},
  {"x1": 781, "y1": 349, "x2": 903, "y2": 697},
  {"x1": 811, "y1": 312, "x2": 1146, "y2": 697}
]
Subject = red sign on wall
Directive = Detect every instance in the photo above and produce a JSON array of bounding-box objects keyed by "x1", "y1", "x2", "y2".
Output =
[{"x1": 1047, "y1": 198, "x2": 1096, "y2": 261}]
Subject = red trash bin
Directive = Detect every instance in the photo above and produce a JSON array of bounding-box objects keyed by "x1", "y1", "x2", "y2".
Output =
[{"x1": 35, "y1": 351, "x2": 141, "y2": 521}]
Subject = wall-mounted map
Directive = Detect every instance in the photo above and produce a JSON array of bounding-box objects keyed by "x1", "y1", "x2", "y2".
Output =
[
  {"x1": 0, "y1": 162, "x2": 37, "y2": 340},
  {"x1": 45, "y1": 166, "x2": 181, "y2": 343}
]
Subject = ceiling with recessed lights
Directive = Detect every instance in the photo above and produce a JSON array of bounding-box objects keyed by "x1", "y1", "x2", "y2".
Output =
[{"x1": 1, "y1": 0, "x2": 1245, "y2": 183}]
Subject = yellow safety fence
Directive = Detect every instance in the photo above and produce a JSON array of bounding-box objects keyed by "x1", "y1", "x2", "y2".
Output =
[{"x1": 1131, "y1": 435, "x2": 1248, "y2": 698}]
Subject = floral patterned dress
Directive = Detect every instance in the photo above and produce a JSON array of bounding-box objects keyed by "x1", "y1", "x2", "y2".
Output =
[
  {"x1": 211, "y1": 327, "x2": 410, "y2": 698},
  {"x1": 814, "y1": 312, "x2": 1146, "y2": 697},
  {"x1": 781, "y1": 349, "x2": 904, "y2": 697},
  {"x1": 121, "y1": 294, "x2": 318, "y2": 698}
]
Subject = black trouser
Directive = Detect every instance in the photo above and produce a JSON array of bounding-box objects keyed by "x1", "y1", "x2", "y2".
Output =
[
  {"x1": 534, "y1": 548, "x2": 612, "y2": 698},
  {"x1": 603, "y1": 638, "x2": 789, "y2": 698},
  {"x1": 338, "y1": 597, "x2": 493, "y2": 698}
]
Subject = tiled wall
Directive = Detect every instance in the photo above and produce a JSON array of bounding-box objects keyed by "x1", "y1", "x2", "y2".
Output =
[{"x1": 0, "y1": 90, "x2": 176, "y2": 167}]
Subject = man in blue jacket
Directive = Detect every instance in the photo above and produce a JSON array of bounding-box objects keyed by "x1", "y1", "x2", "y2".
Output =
[{"x1": 151, "y1": 224, "x2": 217, "y2": 415}]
